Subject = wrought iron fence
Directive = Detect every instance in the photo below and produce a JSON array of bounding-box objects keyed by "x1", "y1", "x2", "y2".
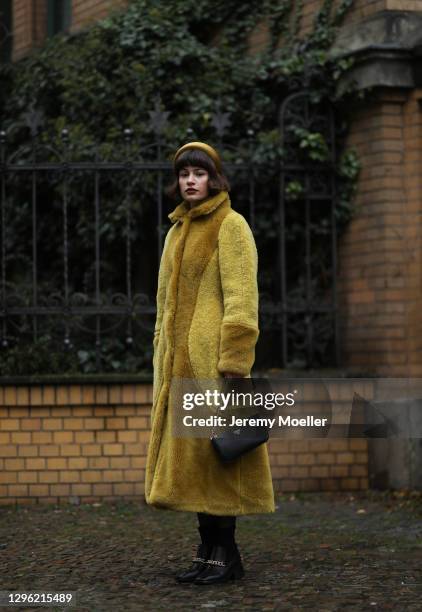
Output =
[
  {"x1": 0, "y1": 92, "x2": 339, "y2": 374},
  {"x1": 278, "y1": 91, "x2": 339, "y2": 368},
  {"x1": 0, "y1": 2, "x2": 12, "y2": 63}
]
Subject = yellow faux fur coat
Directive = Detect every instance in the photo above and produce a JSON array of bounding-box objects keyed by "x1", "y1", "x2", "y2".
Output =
[{"x1": 145, "y1": 190, "x2": 275, "y2": 515}]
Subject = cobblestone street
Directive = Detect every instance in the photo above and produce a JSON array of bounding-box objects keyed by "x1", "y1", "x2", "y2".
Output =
[{"x1": 0, "y1": 490, "x2": 421, "y2": 611}]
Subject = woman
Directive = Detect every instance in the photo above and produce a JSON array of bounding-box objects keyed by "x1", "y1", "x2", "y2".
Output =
[{"x1": 145, "y1": 142, "x2": 275, "y2": 585}]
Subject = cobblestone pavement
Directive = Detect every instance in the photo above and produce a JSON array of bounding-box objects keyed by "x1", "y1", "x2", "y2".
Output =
[{"x1": 0, "y1": 490, "x2": 421, "y2": 611}]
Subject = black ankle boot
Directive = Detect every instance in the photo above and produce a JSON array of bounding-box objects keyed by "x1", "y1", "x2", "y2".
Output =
[
  {"x1": 175, "y1": 525, "x2": 214, "y2": 583},
  {"x1": 194, "y1": 526, "x2": 244, "y2": 585}
]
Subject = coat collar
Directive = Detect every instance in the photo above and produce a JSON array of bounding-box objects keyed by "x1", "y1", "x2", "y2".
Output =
[{"x1": 168, "y1": 190, "x2": 230, "y2": 224}]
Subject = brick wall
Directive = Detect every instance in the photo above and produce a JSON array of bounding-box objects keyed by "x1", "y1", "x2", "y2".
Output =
[
  {"x1": 11, "y1": 0, "x2": 26, "y2": 60},
  {"x1": 11, "y1": 0, "x2": 127, "y2": 60},
  {"x1": 12, "y1": 0, "x2": 47, "y2": 60},
  {"x1": 247, "y1": 0, "x2": 388, "y2": 55},
  {"x1": 71, "y1": 0, "x2": 127, "y2": 33},
  {"x1": 268, "y1": 438, "x2": 368, "y2": 493},
  {"x1": 0, "y1": 383, "x2": 150, "y2": 505},
  {"x1": 11, "y1": 1, "x2": 422, "y2": 60},
  {"x1": 293, "y1": 0, "x2": 365, "y2": 40},
  {"x1": 247, "y1": 1, "x2": 422, "y2": 54},
  {"x1": 0, "y1": 381, "x2": 369, "y2": 506},
  {"x1": 338, "y1": 88, "x2": 422, "y2": 376}
]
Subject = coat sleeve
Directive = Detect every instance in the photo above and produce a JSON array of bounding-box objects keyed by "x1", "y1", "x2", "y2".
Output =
[
  {"x1": 217, "y1": 212, "x2": 259, "y2": 377},
  {"x1": 153, "y1": 227, "x2": 172, "y2": 365}
]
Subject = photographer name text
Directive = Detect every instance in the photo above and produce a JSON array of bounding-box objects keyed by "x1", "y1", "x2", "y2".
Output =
[{"x1": 182, "y1": 415, "x2": 328, "y2": 428}]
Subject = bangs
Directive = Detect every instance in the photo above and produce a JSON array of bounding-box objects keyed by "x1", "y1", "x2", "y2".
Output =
[
  {"x1": 166, "y1": 146, "x2": 230, "y2": 200},
  {"x1": 174, "y1": 149, "x2": 218, "y2": 176}
]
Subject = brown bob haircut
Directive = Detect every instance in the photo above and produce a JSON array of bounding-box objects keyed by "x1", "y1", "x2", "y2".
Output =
[{"x1": 166, "y1": 148, "x2": 230, "y2": 200}]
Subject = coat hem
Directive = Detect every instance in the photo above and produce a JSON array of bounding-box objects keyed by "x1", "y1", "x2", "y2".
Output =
[{"x1": 145, "y1": 494, "x2": 275, "y2": 516}]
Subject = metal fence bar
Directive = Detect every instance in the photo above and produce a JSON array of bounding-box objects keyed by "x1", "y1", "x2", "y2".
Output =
[
  {"x1": 31, "y1": 143, "x2": 38, "y2": 342},
  {"x1": 62, "y1": 137, "x2": 71, "y2": 349},
  {"x1": 330, "y1": 109, "x2": 340, "y2": 367},
  {"x1": 305, "y1": 192, "x2": 312, "y2": 365},
  {"x1": 248, "y1": 133, "x2": 256, "y2": 233},
  {"x1": 278, "y1": 158, "x2": 287, "y2": 367},
  {"x1": 94, "y1": 150, "x2": 101, "y2": 370},
  {"x1": 4, "y1": 161, "x2": 253, "y2": 172},
  {"x1": 156, "y1": 142, "x2": 164, "y2": 260},
  {"x1": 0, "y1": 131, "x2": 6, "y2": 346},
  {"x1": 125, "y1": 180, "x2": 133, "y2": 345}
]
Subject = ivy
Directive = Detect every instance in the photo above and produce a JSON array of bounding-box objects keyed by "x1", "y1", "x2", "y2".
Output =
[
  {"x1": 0, "y1": 0, "x2": 363, "y2": 373},
  {"x1": 0, "y1": 0, "x2": 360, "y2": 154},
  {"x1": 293, "y1": 127, "x2": 330, "y2": 162}
]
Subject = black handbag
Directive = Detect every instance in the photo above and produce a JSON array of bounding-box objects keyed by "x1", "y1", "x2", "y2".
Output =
[{"x1": 210, "y1": 412, "x2": 269, "y2": 463}]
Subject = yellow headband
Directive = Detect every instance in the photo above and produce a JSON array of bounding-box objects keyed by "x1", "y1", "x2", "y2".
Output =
[{"x1": 173, "y1": 142, "x2": 222, "y2": 172}]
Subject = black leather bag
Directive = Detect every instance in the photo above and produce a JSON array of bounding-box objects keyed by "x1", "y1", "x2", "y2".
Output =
[{"x1": 210, "y1": 413, "x2": 269, "y2": 463}]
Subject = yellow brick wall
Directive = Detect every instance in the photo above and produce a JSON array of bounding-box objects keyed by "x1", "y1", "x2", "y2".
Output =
[
  {"x1": 0, "y1": 383, "x2": 151, "y2": 505},
  {"x1": 0, "y1": 381, "x2": 369, "y2": 505}
]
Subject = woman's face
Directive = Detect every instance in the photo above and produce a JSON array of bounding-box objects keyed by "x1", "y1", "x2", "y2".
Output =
[{"x1": 178, "y1": 165, "x2": 209, "y2": 205}]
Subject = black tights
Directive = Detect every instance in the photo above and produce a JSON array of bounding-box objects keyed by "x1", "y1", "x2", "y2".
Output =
[{"x1": 197, "y1": 512, "x2": 236, "y2": 529}]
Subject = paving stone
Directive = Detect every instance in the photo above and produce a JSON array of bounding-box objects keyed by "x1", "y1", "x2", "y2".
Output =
[{"x1": 0, "y1": 490, "x2": 420, "y2": 611}]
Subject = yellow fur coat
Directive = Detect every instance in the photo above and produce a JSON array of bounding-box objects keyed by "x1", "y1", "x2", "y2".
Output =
[{"x1": 145, "y1": 190, "x2": 275, "y2": 515}]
